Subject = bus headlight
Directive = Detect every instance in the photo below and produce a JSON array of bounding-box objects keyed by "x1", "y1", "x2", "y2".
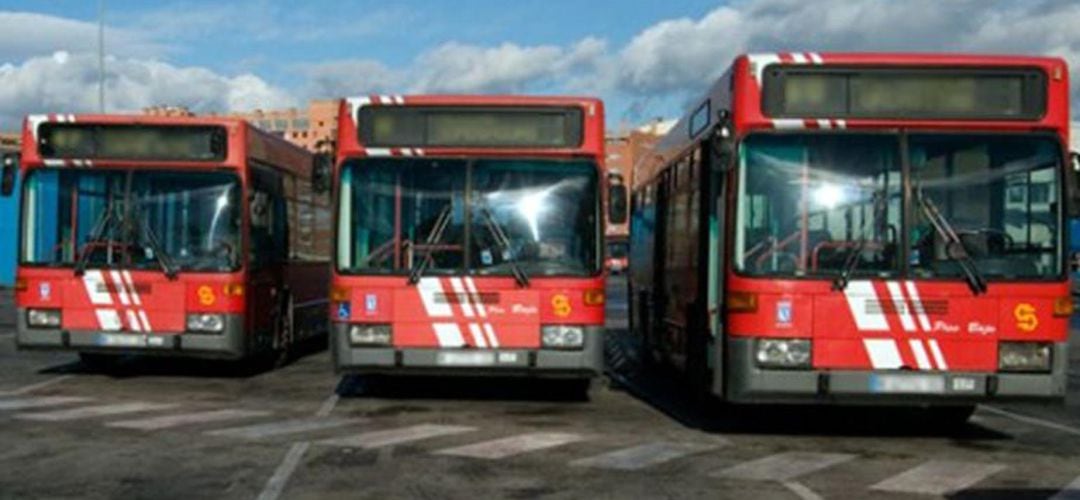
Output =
[
  {"x1": 999, "y1": 342, "x2": 1052, "y2": 372},
  {"x1": 349, "y1": 324, "x2": 391, "y2": 346},
  {"x1": 755, "y1": 339, "x2": 811, "y2": 369},
  {"x1": 27, "y1": 309, "x2": 61, "y2": 328},
  {"x1": 186, "y1": 314, "x2": 225, "y2": 333},
  {"x1": 541, "y1": 325, "x2": 585, "y2": 350}
]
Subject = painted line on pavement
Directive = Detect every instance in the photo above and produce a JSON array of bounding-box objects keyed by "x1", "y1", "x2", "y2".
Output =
[
  {"x1": 435, "y1": 432, "x2": 585, "y2": 459},
  {"x1": 316, "y1": 424, "x2": 475, "y2": 449},
  {"x1": 315, "y1": 394, "x2": 339, "y2": 418},
  {"x1": 15, "y1": 402, "x2": 176, "y2": 421},
  {"x1": 570, "y1": 440, "x2": 724, "y2": 470},
  {"x1": 870, "y1": 460, "x2": 1005, "y2": 495},
  {"x1": 1050, "y1": 474, "x2": 1080, "y2": 500},
  {"x1": 713, "y1": 452, "x2": 856, "y2": 481},
  {"x1": 207, "y1": 417, "x2": 361, "y2": 439},
  {"x1": 107, "y1": 409, "x2": 271, "y2": 431},
  {"x1": 0, "y1": 375, "x2": 73, "y2": 396},
  {"x1": 256, "y1": 442, "x2": 310, "y2": 500},
  {"x1": 783, "y1": 481, "x2": 824, "y2": 500},
  {"x1": 0, "y1": 396, "x2": 92, "y2": 410},
  {"x1": 979, "y1": 405, "x2": 1080, "y2": 438}
]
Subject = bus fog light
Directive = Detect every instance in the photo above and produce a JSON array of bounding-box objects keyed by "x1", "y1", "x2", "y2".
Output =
[
  {"x1": 541, "y1": 325, "x2": 585, "y2": 349},
  {"x1": 27, "y1": 309, "x2": 61, "y2": 328},
  {"x1": 755, "y1": 339, "x2": 811, "y2": 369},
  {"x1": 999, "y1": 342, "x2": 1051, "y2": 372},
  {"x1": 186, "y1": 314, "x2": 224, "y2": 333},
  {"x1": 349, "y1": 324, "x2": 391, "y2": 346}
]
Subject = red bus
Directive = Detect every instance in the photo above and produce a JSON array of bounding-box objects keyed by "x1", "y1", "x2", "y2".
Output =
[
  {"x1": 605, "y1": 170, "x2": 629, "y2": 274},
  {"x1": 630, "y1": 53, "x2": 1074, "y2": 420},
  {"x1": 328, "y1": 95, "x2": 606, "y2": 387},
  {"x1": 1, "y1": 114, "x2": 330, "y2": 366}
]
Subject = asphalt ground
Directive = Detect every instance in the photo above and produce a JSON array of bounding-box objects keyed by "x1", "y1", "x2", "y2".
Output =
[{"x1": 0, "y1": 276, "x2": 1078, "y2": 499}]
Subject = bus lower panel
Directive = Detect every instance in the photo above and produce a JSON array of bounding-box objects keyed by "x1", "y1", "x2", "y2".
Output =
[
  {"x1": 332, "y1": 323, "x2": 603, "y2": 378},
  {"x1": 15, "y1": 310, "x2": 248, "y2": 360},
  {"x1": 723, "y1": 338, "x2": 1067, "y2": 405}
]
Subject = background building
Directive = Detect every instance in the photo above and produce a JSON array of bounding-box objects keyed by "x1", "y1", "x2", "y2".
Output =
[{"x1": 219, "y1": 100, "x2": 338, "y2": 152}]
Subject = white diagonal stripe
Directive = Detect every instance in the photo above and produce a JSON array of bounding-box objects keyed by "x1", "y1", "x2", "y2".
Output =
[
  {"x1": 435, "y1": 432, "x2": 584, "y2": 459},
  {"x1": 809, "y1": 52, "x2": 824, "y2": 64},
  {"x1": 713, "y1": 452, "x2": 856, "y2": 481},
  {"x1": 433, "y1": 323, "x2": 465, "y2": 348},
  {"x1": 15, "y1": 402, "x2": 177, "y2": 421},
  {"x1": 449, "y1": 278, "x2": 474, "y2": 317},
  {"x1": 871, "y1": 460, "x2": 1006, "y2": 495},
  {"x1": 0, "y1": 396, "x2": 91, "y2": 410},
  {"x1": 107, "y1": 409, "x2": 270, "y2": 430},
  {"x1": 393, "y1": 95, "x2": 405, "y2": 105},
  {"x1": 317, "y1": 424, "x2": 474, "y2": 449},
  {"x1": 379, "y1": 95, "x2": 394, "y2": 105},
  {"x1": 483, "y1": 323, "x2": 500, "y2": 349},
  {"x1": 110, "y1": 271, "x2": 130, "y2": 305},
  {"x1": 82, "y1": 270, "x2": 112, "y2": 305},
  {"x1": 886, "y1": 281, "x2": 915, "y2": 332},
  {"x1": 835, "y1": 119, "x2": 847, "y2": 129},
  {"x1": 904, "y1": 281, "x2": 932, "y2": 332},
  {"x1": 418, "y1": 277, "x2": 452, "y2": 317},
  {"x1": 791, "y1": 53, "x2": 808, "y2": 64},
  {"x1": 138, "y1": 310, "x2": 152, "y2": 333},
  {"x1": 126, "y1": 310, "x2": 142, "y2": 332},
  {"x1": 207, "y1": 418, "x2": 361, "y2": 439},
  {"x1": 464, "y1": 277, "x2": 487, "y2": 317},
  {"x1": 365, "y1": 148, "x2": 391, "y2": 157},
  {"x1": 908, "y1": 339, "x2": 932, "y2": 370},
  {"x1": 864, "y1": 339, "x2": 903, "y2": 369},
  {"x1": 1051, "y1": 474, "x2": 1080, "y2": 500},
  {"x1": 468, "y1": 323, "x2": 488, "y2": 348},
  {"x1": 570, "y1": 441, "x2": 724, "y2": 471},
  {"x1": 845, "y1": 281, "x2": 889, "y2": 331},
  {"x1": 928, "y1": 339, "x2": 948, "y2": 370},
  {"x1": 96, "y1": 309, "x2": 123, "y2": 331},
  {"x1": 123, "y1": 271, "x2": 142, "y2": 306},
  {"x1": 816, "y1": 119, "x2": 831, "y2": 129},
  {"x1": 772, "y1": 119, "x2": 805, "y2": 130}
]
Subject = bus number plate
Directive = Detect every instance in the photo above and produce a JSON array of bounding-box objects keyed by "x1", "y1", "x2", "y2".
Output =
[
  {"x1": 870, "y1": 374, "x2": 945, "y2": 394},
  {"x1": 96, "y1": 333, "x2": 147, "y2": 348},
  {"x1": 437, "y1": 352, "x2": 496, "y2": 366}
]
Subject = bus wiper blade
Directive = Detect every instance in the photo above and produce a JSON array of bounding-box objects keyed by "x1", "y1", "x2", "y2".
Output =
[
  {"x1": 475, "y1": 203, "x2": 529, "y2": 288},
  {"x1": 136, "y1": 214, "x2": 179, "y2": 280},
  {"x1": 74, "y1": 203, "x2": 118, "y2": 276},
  {"x1": 914, "y1": 186, "x2": 987, "y2": 295},
  {"x1": 407, "y1": 204, "x2": 453, "y2": 285},
  {"x1": 832, "y1": 238, "x2": 867, "y2": 291}
]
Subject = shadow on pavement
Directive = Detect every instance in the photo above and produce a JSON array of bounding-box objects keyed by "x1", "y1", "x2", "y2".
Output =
[{"x1": 335, "y1": 373, "x2": 592, "y2": 404}]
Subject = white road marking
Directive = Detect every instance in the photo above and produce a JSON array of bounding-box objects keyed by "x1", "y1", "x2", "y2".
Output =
[
  {"x1": 207, "y1": 417, "x2": 361, "y2": 439},
  {"x1": 783, "y1": 481, "x2": 824, "y2": 500},
  {"x1": 107, "y1": 409, "x2": 271, "y2": 431},
  {"x1": 713, "y1": 452, "x2": 856, "y2": 481},
  {"x1": 569, "y1": 441, "x2": 722, "y2": 470},
  {"x1": 870, "y1": 460, "x2": 1006, "y2": 495},
  {"x1": 0, "y1": 396, "x2": 91, "y2": 410},
  {"x1": 435, "y1": 432, "x2": 585, "y2": 459},
  {"x1": 15, "y1": 402, "x2": 177, "y2": 421},
  {"x1": 256, "y1": 442, "x2": 310, "y2": 500},
  {"x1": 0, "y1": 375, "x2": 74, "y2": 396},
  {"x1": 317, "y1": 424, "x2": 475, "y2": 449},
  {"x1": 979, "y1": 405, "x2": 1080, "y2": 438},
  {"x1": 1050, "y1": 474, "x2": 1080, "y2": 500},
  {"x1": 315, "y1": 394, "x2": 339, "y2": 418}
]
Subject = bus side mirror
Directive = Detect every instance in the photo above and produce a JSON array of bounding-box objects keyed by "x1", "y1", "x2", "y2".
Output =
[
  {"x1": 1069, "y1": 152, "x2": 1080, "y2": 218},
  {"x1": 607, "y1": 183, "x2": 628, "y2": 225},
  {"x1": 711, "y1": 109, "x2": 736, "y2": 171},
  {"x1": 1, "y1": 152, "x2": 18, "y2": 197},
  {"x1": 312, "y1": 153, "x2": 332, "y2": 194}
]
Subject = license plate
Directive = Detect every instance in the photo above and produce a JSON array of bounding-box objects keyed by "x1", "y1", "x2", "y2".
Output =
[
  {"x1": 96, "y1": 333, "x2": 147, "y2": 348},
  {"x1": 870, "y1": 374, "x2": 946, "y2": 394},
  {"x1": 437, "y1": 351, "x2": 496, "y2": 366}
]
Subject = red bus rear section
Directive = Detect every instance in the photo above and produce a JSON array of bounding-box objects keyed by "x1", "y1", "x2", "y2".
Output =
[
  {"x1": 11, "y1": 114, "x2": 331, "y2": 362},
  {"x1": 630, "y1": 53, "x2": 1072, "y2": 410},
  {"x1": 330, "y1": 95, "x2": 606, "y2": 380}
]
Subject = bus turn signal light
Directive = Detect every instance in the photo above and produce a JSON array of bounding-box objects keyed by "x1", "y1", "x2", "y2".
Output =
[
  {"x1": 726, "y1": 291, "x2": 758, "y2": 313},
  {"x1": 14, "y1": 278, "x2": 27, "y2": 292},
  {"x1": 1053, "y1": 296, "x2": 1074, "y2": 317},
  {"x1": 583, "y1": 289, "x2": 605, "y2": 306},
  {"x1": 330, "y1": 287, "x2": 350, "y2": 302},
  {"x1": 223, "y1": 283, "x2": 245, "y2": 297}
]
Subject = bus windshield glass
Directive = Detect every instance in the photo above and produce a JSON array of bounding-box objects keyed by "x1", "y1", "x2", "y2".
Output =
[
  {"x1": 337, "y1": 158, "x2": 599, "y2": 277},
  {"x1": 21, "y1": 170, "x2": 241, "y2": 272}
]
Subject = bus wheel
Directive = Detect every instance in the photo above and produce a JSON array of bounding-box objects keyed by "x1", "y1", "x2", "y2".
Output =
[
  {"x1": 563, "y1": 378, "x2": 593, "y2": 401},
  {"x1": 927, "y1": 405, "x2": 976, "y2": 428},
  {"x1": 272, "y1": 293, "x2": 295, "y2": 368},
  {"x1": 79, "y1": 352, "x2": 119, "y2": 371}
]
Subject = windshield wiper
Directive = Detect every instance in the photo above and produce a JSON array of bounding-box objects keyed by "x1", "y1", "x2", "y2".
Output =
[
  {"x1": 130, "y1": 208, "x2": 179, "y2": 280},
  {"x1": 833, "y1": 190, "x2": 886, "y2": 291},
  {"x1": 73, "y1": 202, "x2": 119, "y2": 277},
  {"x1": 474, "y1": 203, "x2": 529, "y2": 288},
  {"x1": 407, "y1": 204, "x2": 453, "y2": 285},
  {"x1": 914, "y1": 184, "x2": 987, "y2": 295}
]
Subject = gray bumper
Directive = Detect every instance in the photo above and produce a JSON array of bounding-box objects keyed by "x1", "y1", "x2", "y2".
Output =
[
  {"x1": 724, "y1": 338, "x2": 1067, "y2": 404},
  {"x1": 331, "y1": 323, "x2": 603, "y2": 378},
  {"x1": 15, "y1": 310, "x2": 248, "y2": 360}
]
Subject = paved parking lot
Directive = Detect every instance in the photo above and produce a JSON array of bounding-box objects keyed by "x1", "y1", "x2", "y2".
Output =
[{"x1": 0, "y1": 278, "x2": 1078, "y2": 499}]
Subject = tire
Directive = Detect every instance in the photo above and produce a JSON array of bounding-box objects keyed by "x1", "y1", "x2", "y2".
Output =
[
  {"x1": 78, "y1": 352, "x2": 120, "y2": 370},
  {"x1": 272, "y1": 292, "x2": 295, "y2": 368}
]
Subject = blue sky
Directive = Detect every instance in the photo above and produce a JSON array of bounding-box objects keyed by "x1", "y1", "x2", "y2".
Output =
[{"x1": 1, "y1": 0, "x2": 1080, "y2": 131}]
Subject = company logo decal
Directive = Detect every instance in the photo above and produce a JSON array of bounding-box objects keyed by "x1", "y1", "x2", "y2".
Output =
[
  {"x1": 1014, "y1": 303, "x2": 1038, "y2": 332},
  {"x1": 552, "y1": 294, "x2": 572, "y2": 317},
  {"x1": 776, "y1": 300, "x2": 792, "y2": 325},
  {"x1": 38, "y1": 282, "x2": 51, "y2": 300},
  {"x1": 197, "y1": 285, "x2": 217, "y2": 306},
  {"x1": 365, "y1": 294, "x2": 378, "y2": 314}
]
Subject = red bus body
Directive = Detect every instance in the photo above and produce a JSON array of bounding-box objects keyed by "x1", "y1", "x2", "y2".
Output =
[
  {"x1": 14, "y1": 114, "x2": 330, "y2": 361},
  {"x1": 330, "y1": 95, "x2": 606, "y2": 379},
  {"x1": 630, "y1": 53, "x2": 1072, "y2": 406}
]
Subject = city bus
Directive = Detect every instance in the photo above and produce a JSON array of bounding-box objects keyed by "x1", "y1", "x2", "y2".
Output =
[
  {"x1": 1, "y1": 114, "x2": 331, "y2": 367},
  {"x1": 606, "y1": 170, "x2": 630, "y2": 274},
  {"x1": 629, "y1": 53, "x2": 1074, "y2": 421},
  {"x1": 328, "y1": 95, "x2": 606, "y2": 389}
]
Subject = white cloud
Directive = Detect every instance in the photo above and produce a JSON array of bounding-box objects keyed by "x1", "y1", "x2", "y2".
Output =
[
  {"x1": 0, "y1": 11, "x2": 166, "y2": 61},
  {"x1": 301, "y1": 59, "x2": 404, "y2": 98},
  {"x1": 0, "y1": 51, "x2": 295, "y2": 128}
]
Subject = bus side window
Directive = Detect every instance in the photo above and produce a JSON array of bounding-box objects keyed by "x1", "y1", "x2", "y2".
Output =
[{"x1": 249, "y1": 165, "x2": 287, "y2": 269}]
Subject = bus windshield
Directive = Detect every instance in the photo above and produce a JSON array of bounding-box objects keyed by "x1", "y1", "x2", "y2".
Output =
[
  {"x1": 337, "y1": 158, "x2": 600, "y2": 277},
  {"x1": 735, "y1": 133, "x2": 1062, "y2": 280},
  {"x1": 21, "y1": 169, "x2": 241, "y2": 272}
]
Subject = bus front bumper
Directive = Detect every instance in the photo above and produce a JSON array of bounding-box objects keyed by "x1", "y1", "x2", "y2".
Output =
[
  {"x1": 331, "y1": 323, "x2": 603, "y2": 378},
  {"x1": 724, "y1": 338, "x2": 1067, "y2": 404},
  {"x1": 15, "y1": 310, "x2": 248, "y2": 360}
]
